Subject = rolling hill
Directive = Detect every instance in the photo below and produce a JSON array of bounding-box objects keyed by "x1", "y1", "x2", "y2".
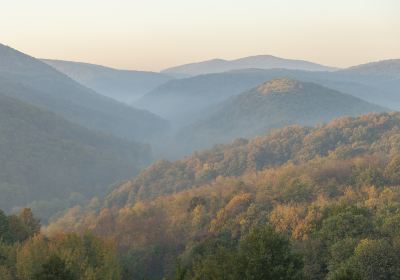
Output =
[
  {"x1": 136, "y1": 67, "x2": 400, "y2": 125},
  {"x1": 42, "y1": 59, "x2": 172, "y2": 103},
  {"x1": 0, "y1": 43, "x2": 169, "y2": 142},
  {"x1": 135, "y1": 69, "x2": 283, "y2": 124},
  {"x1": 162, "y1": 55, "x2": 336, "y2": 76},
  {"x1": 0, "y1": 92, "x2": 151, "y2": 214},
  {"x1": 177, "y1": 79, "x2": 386, "y2": 152}
]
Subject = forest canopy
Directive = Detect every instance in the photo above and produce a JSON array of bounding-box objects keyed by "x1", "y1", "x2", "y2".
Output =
[{"x1": 45, "y1": 112, "x2": 400, "y2": 279}]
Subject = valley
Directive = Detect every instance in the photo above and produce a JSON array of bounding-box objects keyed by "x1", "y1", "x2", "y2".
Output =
[{"x1": 0, "y1": 6, "x2": 399, "y2": 277}]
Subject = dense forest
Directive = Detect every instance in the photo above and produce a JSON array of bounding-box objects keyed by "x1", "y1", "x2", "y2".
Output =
[
  {"x1": 1, "y1": 41, "x2": 400, "y2": 280},
  {"x1": 43, "y1": 112, "x2": 400, "y2": 279},
  {"x1": 0, "y1": 208, "x2": 120, "y2": 279}
]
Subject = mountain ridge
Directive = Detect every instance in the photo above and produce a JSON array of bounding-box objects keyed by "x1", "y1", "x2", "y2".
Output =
[
  {"x1": 162, "y1": 54, "x2": 337, "y2": 76},
  {"x1": 42, "y1": 59, "x2": 172, "y2": 103},
  {"x1": 0, "y1": 43, "x2": 169, "y2": 142},
  {"x1": 339, "y1": 58, "x2": 400, "y2": 77},
  {"x1": 136, "y1": 66, "x2": 400, "y2": 125}
]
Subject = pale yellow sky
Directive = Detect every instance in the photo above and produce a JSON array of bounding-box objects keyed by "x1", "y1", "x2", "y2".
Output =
[{"x1": 1, "y1": 0, "x2": 399, "y2": 71}]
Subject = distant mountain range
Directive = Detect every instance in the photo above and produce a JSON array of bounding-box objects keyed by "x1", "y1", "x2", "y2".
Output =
[
  {"x1": 43, "y1": 59, "x2": 172, "y2": 103},
  {"x1": 37, "y1": 55, "x2": 400, "y2": 133},
  {"x1": 0, "y1": 44, "x2": 169, "y2": 142},
  {"x1": 0, "y1": 92, "x2": 151, "y2": 213},
  {"x1": 340, "y1": 59, "x2": 400, "y2": 77},
  {"x1": 161, "y1": 55, "x2": 337, "y2": 76},
  {"x1": 136, "y1": 62, "x2": 400, "y2": 125},
  {"x1": 177, "y1": 78, "x2": 386, "y2": 152}
]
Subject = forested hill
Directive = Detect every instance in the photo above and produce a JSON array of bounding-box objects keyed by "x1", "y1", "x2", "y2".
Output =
[
  {"x1": 103, "y1": 112, "x2": 397, "y2": 207},
  {"x1": 136, "y1": 67, "x2": 400, "y2": 126},
  {"x1": 0, "y1": 43, "x2": 169, "y2": 142},
  {"x1": 0, "y1": 93, "x2": 151, "y2": 214},
  {"x1": 176, "y1": 78, "x2": 386, "y2": 153},
  {"x1": 48, "y1": 112, "x2": 400, "y2": 279}
]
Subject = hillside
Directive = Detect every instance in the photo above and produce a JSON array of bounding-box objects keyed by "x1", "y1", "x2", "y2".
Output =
[
  {"x1": 340, "y1": 59, "x2": 400, "y2": 77},
  {"x1": 0, "y1": 43, "x2": 169, "y2": 142},
  {"x1": 48, "y1": 112, "x2": 400, "y2": 279},
  {"x1": 177, "y1": 79, "x2": 385, "y2": 152},
  {"x1": 0, "y1": 93, "x2": 151, "y2": 216},
  {"x1": 42, "y1": 59, "x2": 172, "y2": 103},
  {"x1": 162, "y1": 55, "x2": 336, "y2": 76},
  {"x1": 136, "y1": 67, "x2": 400, "y2": 125},
  {"x1": 102, "y1": 112, "x2": 394, "y2": 206}
]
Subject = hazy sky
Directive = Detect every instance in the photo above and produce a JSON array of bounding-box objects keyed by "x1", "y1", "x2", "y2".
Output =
[{"x1": 1, "y1": 0, "x2": 399, "y2": 71}]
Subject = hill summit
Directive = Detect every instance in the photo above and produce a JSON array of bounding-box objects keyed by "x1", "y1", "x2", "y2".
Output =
[
  {"x1": 255, "y1": 78, "x2": 304, "y2": 95},
  {"x1": 177, "y1": 78, "x2": 386, "y2": 153}
]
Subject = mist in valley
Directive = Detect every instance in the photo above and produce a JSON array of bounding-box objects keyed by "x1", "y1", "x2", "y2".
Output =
[{"x1": 0, "y1": 1, "x2": 399, "y2": 279}]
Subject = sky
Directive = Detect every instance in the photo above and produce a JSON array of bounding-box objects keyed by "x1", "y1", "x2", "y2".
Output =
[{"x1": 1, "y1": 0, "x2": 399, "y2": 71}]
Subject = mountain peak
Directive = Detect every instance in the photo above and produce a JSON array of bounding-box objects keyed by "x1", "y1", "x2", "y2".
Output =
[{"x1": 255, "y1": 78, "x2": 303, "y2": 95}]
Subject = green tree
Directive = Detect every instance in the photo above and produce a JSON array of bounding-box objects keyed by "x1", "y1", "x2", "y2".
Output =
[
  {"x1": 353, "y1": 239, "x2": 400, "y2": 280},
  {"x1": 0, "y1": 211, "x2": 11, "y2": 243},
  {"x1": 189, "y1": 227, "x2": 303, "y2": 280},
  {"x1": 237, "y1": 227, "x2": 303, "y2": 280},
  {"x1": 318, "y1": 207, "x2": 372, "y2": 244},
  {"x1": 327, "y1": 266, "x2": 361, "y2": 280},
  {"x1": 174, "y1": 260, "x2": 187, "y2": 280},
  {"x1": 34, "y1": 255, "x2": 75, "y2": 280}
]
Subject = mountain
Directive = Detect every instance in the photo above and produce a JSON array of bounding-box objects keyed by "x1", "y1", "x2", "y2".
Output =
[
  {"x1": 136, "y1": 67, "x2": 400, "y2": 125},
  {"x1": 0, "y1": 93, "x2": 151, "y2": 215},
  {"x1": 161, "y1": 55, "x2": 337, "y2": 76},
  {"x1": 0, "y1": 43, "x2": 169, "y2": 142},
  {"x1": 340, "y1": 59, "x2": 400, "y2": 77},
  {"x1": 42, "y1": 59, "x2": 172, "y2": 103},
  {"x1": 135, "y1": 70, "x2": 278, "y2": 124},
  {"x1": 177, "y1": 79, "x2": 386, "y2": 152},
  {"x1": 47, "y1": 112, "x2": 400, "y2": 279}
]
